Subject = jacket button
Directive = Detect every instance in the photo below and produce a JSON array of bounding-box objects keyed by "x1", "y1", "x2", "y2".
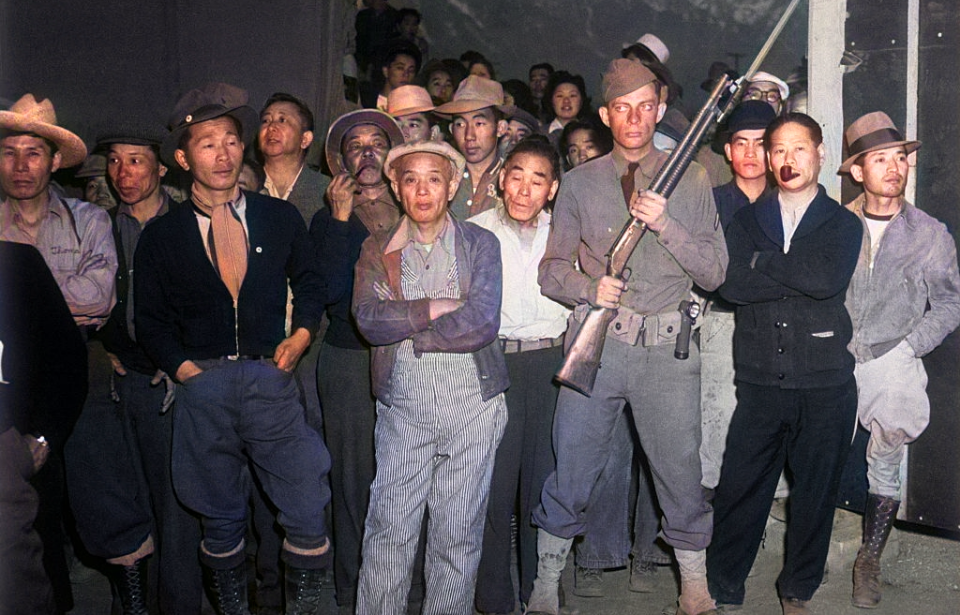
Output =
[
  {"x1": 775, "y1": 322, "x2": 780, "y2": 328},
  {"x1": 667, "y1": 325, "x2": 674, "y2": 333},
  {"x1": 782, "y1": 322, "x2": 788, "y2": 328},
  {"x1": 615, "y1": 322, "x2": 622, "y2": 331},
  {"x1": 481, "y1": 374, "x2": 489, "y2": 380},
  {"x1": 777, "y1": 347, "x2": 784, "y2": 354},
  {"x1": 778, "y1": 373, "x2": 785, "y2": 380}
]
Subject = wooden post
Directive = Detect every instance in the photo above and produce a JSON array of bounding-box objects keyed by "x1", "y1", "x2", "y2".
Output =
[{"x1": 807, "y1": 0, "x2": 847, "y2": 200}]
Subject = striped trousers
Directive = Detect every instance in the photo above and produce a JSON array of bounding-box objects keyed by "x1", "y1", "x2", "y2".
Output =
[{"x1": 356, "y1": 343, "x2": 507, "y2": 615}]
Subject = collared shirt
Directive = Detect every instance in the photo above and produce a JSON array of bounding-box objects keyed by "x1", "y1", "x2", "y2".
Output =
[
  {"x1": 116, "y1": 196, "x2": 171, "y2": 340},
  {"x1": 386, "y1": 214, "x2": 457, "y2": 297},
  {"x1": 448, "y1": 157, "x2": 504, "y2": 220},
  {"x1": 192, "y1": 191, "x2": 250, "y2": 263},
  {"x1": 0, "y1": 188, "x2": 117, "y2": 326},
  {"x1": 263, "y1": 164, "x2": 305, "y2": 201},
  {"x1": 471, "y1": 205, "x2": 570, "y2": 340},
  {"x1": 779, "y1": 192, "x2": 815, "y2": 254},
  {"x1": 353, "y1": 190, "x2": 399, "y2": 235}
]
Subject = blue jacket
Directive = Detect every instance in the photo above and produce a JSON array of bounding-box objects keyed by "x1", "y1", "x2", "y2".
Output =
[
  {"x1": 134, "y1": 191, "x2": 323, "y2": 377},
  {"x1": 720, "y1": 187, "x2": 862, "y2": 388}
]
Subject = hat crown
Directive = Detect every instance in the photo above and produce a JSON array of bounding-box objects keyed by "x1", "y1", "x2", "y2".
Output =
[
  {"x1": 845, "y1": 111, "x2": 898, "y2": 145},
  {"x1": 452, "y1": 75, "x2": 504, "y2": 107},
  {"x1": 602, "y1": 58, "x2": 656, "y2": 104},
  {"x1": 168, "y1": 82, "x2": 250, "y2": 129},
  {"x1": 387, "y1": 85, "x2": 435, "y2": 116},
  {"x1": 7, "y1": 94, "x2": 58, "y2": 127}
]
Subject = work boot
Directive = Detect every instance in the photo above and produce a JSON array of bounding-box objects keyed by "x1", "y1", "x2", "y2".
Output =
[
  {"x1": 852, "y1": 494, "x2": 900, "y2": 609},
  {"x1": 524, "y1": 529, "x2": 573, "y2": 615},
  {"x1": 111, "y1": 558, "x2": 149, "y2": 615},
  {"x1": 629, "y1": 557, "x2": 658, "y2": 593},
  {"x1": 573, "y1": 566, "x2": 603, "y2": 597},
  {"x1": 204, "y1": 561, "x2": 249, "y2": 615},
  {"x1": 780, "y1": 597, "x2": 809, "y2": 614},
  {"x1": 284, "y1": 566, "x2": 324, "y2": 615}
]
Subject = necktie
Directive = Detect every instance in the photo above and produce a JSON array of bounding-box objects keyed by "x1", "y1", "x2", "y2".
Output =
[
  {"x1": 195, "y1": 194, "x2": 248, "y2": 303},
  {"x1": 621, "y1": 162, "x2": 639, "y2": 210}
]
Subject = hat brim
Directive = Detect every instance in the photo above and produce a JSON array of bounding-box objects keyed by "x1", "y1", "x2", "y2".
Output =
[
  {"x1": 838, "y1": 140, "x2": 921, "y2": 174},
  {"x1": 390, "y1": 105, "x2": 436, "y2": 118},
  {"x1": 160, "y1": 105, "x2": 259, "y2": 167},
  {"x1": 0, "y1": 111, "x2": 88, "y2": 167},
  {"x1": 432, "y1": 100, "x2": 515, "y2": 120},
  {"x1": 324, "y1": 109, "x2": 404, "y2": 176}
]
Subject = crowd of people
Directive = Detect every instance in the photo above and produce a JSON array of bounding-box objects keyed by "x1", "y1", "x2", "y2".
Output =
[{"x1": 2, "y1": 5, "x2": 960, "y2": 615}]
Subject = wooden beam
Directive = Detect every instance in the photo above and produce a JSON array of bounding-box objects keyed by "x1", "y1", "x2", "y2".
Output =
[{"x1": 807, "y1": 0, "x2": 847, "y2": 200}]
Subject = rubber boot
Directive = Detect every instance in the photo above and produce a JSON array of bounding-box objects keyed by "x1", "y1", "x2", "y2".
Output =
[
  {"x1": 852, "y1": 494, "x2": 900, "y2": 609},
  {"x1": 284, "y1": 566, "x2": 324, "y2": 615},
  {"x1": 524, "y1": 529, "x2": 573, "y2": 615},
  {"x1": 203, "y1": 561, "x2": 249, "y2": 615},
  {"x1": 112, "y1": 558, "x2": 149, "y2": 615}
]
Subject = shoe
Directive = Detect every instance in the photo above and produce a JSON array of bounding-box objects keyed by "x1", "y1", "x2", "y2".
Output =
[
  {"x1": 573, "y1": 566, "x2": 603, "y2": 597},
  {"x1": 780, "y1": 597, "x2": 809, "y2": 614},
  {"x1": 852, "y1": 494, "x2": 899, "y2": 609},
  {"x1": 203, "y1": 561, "x2": 249, "y2": 615},
  {"x1": 629, "y1": 558, "x2": 658, "y2": 593},
  {"x1": 112, "y1": 558, "x2": 149, "y2": 615}
]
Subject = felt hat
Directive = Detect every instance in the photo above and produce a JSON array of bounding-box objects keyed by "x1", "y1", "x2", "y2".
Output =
[
  {"x1": 433, "y1": 76, "x2": 515, "y2": 118},
  {"x1": 384, "y1": 140, "x2": 466, "y2": 189},
  {"x1": 724, "y1": 100, "x2": 777, "y2": 139},
  {"x1": 601, "y1": 59, "x2": 657, "y2": 104},
  {"x1": 746, "y1": 71, "x2": 790, "y2": 101},
  {"x1": 74, "y1": 154, "x2": 107, "y2": 179},
  {"x1": 0, "y1": 94, "x2": 88, "y2": 167},
  {"x1": 838, "y1": 111, "x2": 920, "y2": 174},
  {"x1": 622, "y1": 33, "x2": 670, "y2": 64},
  {"x1": 387, "y1": 85, "x2": 436, "y2": 118},
  {"x1": 161, "y1": 82, "x2": 259, "y2": 166},
  {"x1": 508, "y1": 107, "x2": 543, "y2": 135},
  {"x1": 324, "y1": 109, "x2": 404, "y2": 176}
]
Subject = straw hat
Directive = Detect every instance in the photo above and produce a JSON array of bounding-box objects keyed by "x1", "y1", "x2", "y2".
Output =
[
  {"x1": 433, "y1": 76, "x2": 515, "y2": 118},
  {"x1": 838, "y1": 111, "x2": 920, "y2": 174},
  {"x1": 387, "y1": 85, "x2": 436, "y2": 118},
  {"x1": 324, "y1": 109, "x2": 404, "y2": 175},
  {"x1": 0, "y1": 94, "x2": 88, "y2": 167}
]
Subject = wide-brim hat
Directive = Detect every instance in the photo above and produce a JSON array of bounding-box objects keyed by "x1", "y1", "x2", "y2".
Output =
[
  {"x1": 384, "y1": 140, "x2": 466, "y2": 190},
  {"x1": 838, "y1": 111, "x2": 921, "y2": 174},
  {"x1": 324, "y1": 109, "x2": 404, "y2": 175},
  {"x1": 621, "y1": 33, "x2": 670, "y2": 64},
  {"x1": 0, "y1": 94, "x2": 88, "y2": 167},
  {"x1": 433, "y1": 75, "x2": 515, "y2": 119},
  {"x1": 160, "y1": 83, "x2": 259, "y2": 166},
  {"x1": 387, "y1": 85, "x2": 436, "y2": 118}
]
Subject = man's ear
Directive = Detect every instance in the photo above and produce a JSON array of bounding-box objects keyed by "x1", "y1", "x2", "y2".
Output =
[
  {"x1": 158, "y1": 163, "x2": 168, "y2": 178},
  {"x1": 498, "y1": 167, "x2": 506, "y2": 192},
  {"x1": 724, "y1": 142, "x2": 733, "y2": 163},
  {"x1": 300, "y1": 130, "x2": 315, "y2": 151},
  {"x1": 174, "y1": 149, "x2": 190, "y2": 172},
  {"x1": 50, "y1": 151, "x2": 63, "y2": 174},
  {"x1": 430, "y1": 125, "x2": 443, "y2": 142},
  {"x1": 656, "y1": 102, "x2": 667, "y2": 124},
  {"x1": 850, "y1": 164, "x2": 864, "y2": 184},
  {"x1": 817, "y1": 143, "x2": 826, "y2": 167},
  {"x1": 496, "y1": 119, "x2": 508, "y2": 138},
  {"x1": 598, "y1": 106, "x2": 611, "y2": 128},
  {"x1": 548, "y1": 178, "x2": 560, "y2": 201}
]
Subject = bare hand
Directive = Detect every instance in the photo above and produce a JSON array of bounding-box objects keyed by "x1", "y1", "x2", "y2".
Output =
[
  {"x1": 175, "y1": 360, "x2": 203, "y2": 383},
  {"x1": 327, "y1": 173, "x2": 359, "y2": 222},
  {"x1": 629, "y1": 189, "x2": 670, "y2": 233},
  {"x1": 589, "y1": 275, "x2": 626, "y2": 309},
  {"x1": 274, "y1": 328, "x2": 311, "y2": 372},
  {"x1": 150, "y1": 370, "x2": 176, "y2": 414},
  {"x1": 24, "y1": 434, "x2": 49, "y2": 473},
  {"x1": 106, "y1": 352, "x2": 127, "y2": 376},
  {"x1": 429, "y1": 299, "x2": 464, "y2": 321}
]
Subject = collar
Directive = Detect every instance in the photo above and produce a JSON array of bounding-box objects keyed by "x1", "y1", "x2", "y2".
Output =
[
  {"x1": 117, "y1": 194, "x2": 171, "y2": 224},
  {"x1": 495, "y1": 203, "x2": 549, "y2": 233},
  {"x1": 191, "y1": 186, "x2": 243, "y2": 217},
  {"x1": 263, "y1": 163, "x2": 305, "y2": 200},
  {"x1": 846, "y1": 193, "x2": 913, "y2": 228},
  {"x1": 384, "y1": 212, "x2": 456, "y2": 255},
  {"x1": 610, "y1": 147, "x2": 665, "y2": 184}
]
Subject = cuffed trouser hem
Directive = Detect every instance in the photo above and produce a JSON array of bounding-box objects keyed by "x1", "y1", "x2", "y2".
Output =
[
  {"x1": 282, "y1": 538, "x2": 332, "y2": 570},
  {"x1": 200, "y1": 540, "x2": 246, "y2": 570}
]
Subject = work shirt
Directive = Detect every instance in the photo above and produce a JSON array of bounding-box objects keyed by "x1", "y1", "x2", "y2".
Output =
[{"x1": 449, "y1": 157, "x2": 503, "y2": 220}]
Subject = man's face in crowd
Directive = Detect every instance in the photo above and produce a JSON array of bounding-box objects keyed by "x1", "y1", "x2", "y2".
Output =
[
  {"x1": 341, "y1": 124, "x2": 390, "y2": 187},
  {"x1": 529, "y1": 68, "x2": 550, "y2": 100},
  {"x1": 599, "y1": 82, "x2": 664, "y2": 156},
  {"x1": 745, "y1": 81, "x2": 784, "y2": 114},
  {"x1": 399, "y1": 15, "x2": 420, "y2": 39},
  {"x1": 725, "y1": 129, "x2": 767, "y2": 182},
  {"x1": 551, "y1": 83, "x2": 582, "y2": 123},
  {"x1": 0, "y1": 134, "x2": 61, "y2": 202},
  {"x1": 393, "y1": 152, "x2": 456, "y2": 227},
  {"x1": 469, "y1": 63, "x2": 492, "y2": 80},
  {"x1": 850, "y1": 146, "x2": 909, "y2": 200},
  {"x1": 107, "y1": 144, "x2": 166, "y2": 206},
  {"x1": 427, "y1": 70, "x2": 453, "y2": 103},
  {"x1": 175, "y1": 117, "x2": 244, "y2": 194},
  {"x1": 565, "y1": 128, "x2": 603, "y2": 168},
  {"x1": 384, "y1": 54, "x2": 418, "y2": 91},
  {"x1": 259, "y1": 101, "x2": 313, "y2": 159},
  {"x1": 499, "y1": 151, "x2": 559, "y2": 224},
  {"x1": 450, "y1": 107, "x2": 505, "y2": 166},
  {"x1": 397, "y1": 112, "x2": 432, "y2": 143},
  {"x1": 503, "y1": 120, "x2": 533, "y2": 151},
  {"x1": 767, "y1": 121, "x2": 824, "y2": 193}
]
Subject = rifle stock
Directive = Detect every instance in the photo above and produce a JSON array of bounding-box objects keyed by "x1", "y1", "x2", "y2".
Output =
[{"x1": 554, "y1": 0, "x2": 801, "y2": 396}]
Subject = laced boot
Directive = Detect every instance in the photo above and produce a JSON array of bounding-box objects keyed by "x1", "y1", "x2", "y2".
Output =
[
  {"x1": 284, "y1": 566, "x2": 324, "y2": 615},
  {"x1": 203, "y1": 561, "x2": 249, "y2": 615},
  {"x1": 852, "y1": 494, "x2": 900, "y2": 609},
  {"x1": 112, "y1": 557, "x2": 149, "y2": 615}
]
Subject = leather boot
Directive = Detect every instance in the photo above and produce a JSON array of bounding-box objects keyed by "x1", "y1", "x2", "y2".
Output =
[
  {"x1": 112, "y1": 558, "x2": 149, "y2": 615},
  {"x1": 852, "y1": 494, "x2": 900, "y2": 609},
  {"x1": 284, "y1": 566, "x2": 324, "y2": 615},
  {"x1": 204, "y1": 561, "x2": 249, "y2": 615}
]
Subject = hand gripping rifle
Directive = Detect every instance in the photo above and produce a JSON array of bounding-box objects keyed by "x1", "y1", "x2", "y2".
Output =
[{"x1": 555, "y1": 0, "x2": 801, "y2": 396}]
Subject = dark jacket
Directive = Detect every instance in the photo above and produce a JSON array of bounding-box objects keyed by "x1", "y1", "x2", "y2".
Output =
[
  {"x1": 134, "y1": 191, "x2": 323, "y2": 377},
  {"x1": 352, "y1": 216, "x2": 509, "y2": 404},
  {"x1": 720, "y1": 187, "x2": 862, "y2": 388}
]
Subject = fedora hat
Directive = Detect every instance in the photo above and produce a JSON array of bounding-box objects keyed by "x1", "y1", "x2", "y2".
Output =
[
  {"x1": 387, "y1": 85, "x2": 436, "y2": 118},
  {"x1": 621, "y1": 33, "x2": 670, "y2": 64},
  {"x1": 838, "y1": 111, "x2": 920, "y2": 174},
  {"x1": 433, "y1": 76, "x2": 515, "y2": 119},
  {"x1": 160, "y1": 83, "x2": 259, "y2": 166},
  {"x1": 324, "y1": 109, "x2": 404, "y2": 176},
  {"x1": 0, "y1": 94, "x2": 88, "y2": 167},
  {"x1": 384, "y1": 140, "x2": 466, "y2": 191}
]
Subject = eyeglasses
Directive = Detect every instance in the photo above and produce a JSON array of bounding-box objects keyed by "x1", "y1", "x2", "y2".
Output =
[{"x1": 745, "y1": 88, "x2": 782, "y2": 104}]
